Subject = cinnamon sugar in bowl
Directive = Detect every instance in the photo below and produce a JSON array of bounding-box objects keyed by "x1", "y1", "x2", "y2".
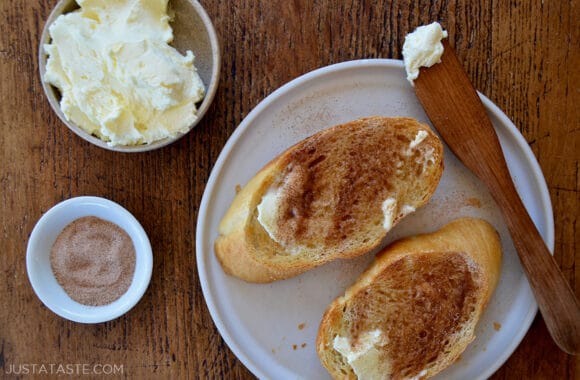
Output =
[{"x1": 26, "y1": 196, "x2": 153, "y2": 323}]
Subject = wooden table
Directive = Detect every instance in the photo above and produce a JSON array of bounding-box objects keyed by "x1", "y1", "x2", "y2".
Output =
[{"x1": 1, "y1": 0, "x2": 577, "y2": 378}]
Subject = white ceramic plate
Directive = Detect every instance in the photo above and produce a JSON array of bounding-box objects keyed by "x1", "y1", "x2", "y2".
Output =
[{"x1": 196, "y1": 59, "x2": 554, "y2": 379}]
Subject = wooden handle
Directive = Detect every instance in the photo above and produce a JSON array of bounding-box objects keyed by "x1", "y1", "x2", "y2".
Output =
[{"x1": 488, "y1": 163, "x2": 580, "y2": 355}]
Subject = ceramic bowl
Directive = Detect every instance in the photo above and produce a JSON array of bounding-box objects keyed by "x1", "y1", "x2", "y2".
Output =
[
  {"x1": 26, "y1": 196, "x2": 153, "y2": 323},
  {"x1": 38, "y1": 0, "x2": 221, "y2": 152}
]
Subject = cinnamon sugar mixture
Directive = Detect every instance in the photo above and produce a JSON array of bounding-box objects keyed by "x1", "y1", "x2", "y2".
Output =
[{"x1": 50, "y1": 216, "x2": 136, "y2": 306}]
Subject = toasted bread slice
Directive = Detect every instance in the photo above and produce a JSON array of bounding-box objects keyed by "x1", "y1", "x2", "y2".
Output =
[
  {"x1": 316, "y1": 218, "x2": 502, "y2": 380},
  {"x1": 214, "y1": 117, "x2": 444, "y2": 282}
]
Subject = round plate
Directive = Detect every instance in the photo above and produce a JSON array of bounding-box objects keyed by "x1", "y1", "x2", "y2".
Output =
[{"x1": 196, "y1": 59, "x2": 554, "y2": 379}]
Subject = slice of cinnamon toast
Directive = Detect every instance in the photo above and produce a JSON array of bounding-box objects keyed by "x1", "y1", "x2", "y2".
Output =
[
  {"x1": 215, "y1": 116, "x2": 444, "y2": 282},
  {"x1": 316, "y1": 218, "x2": 502, "y2": 380}
]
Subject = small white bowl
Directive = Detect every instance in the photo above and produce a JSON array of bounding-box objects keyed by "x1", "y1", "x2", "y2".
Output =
[
  {"x1": 26, "y1": 196, "x2": 153, "y2": 323},
  {"x1": 38, "y1": 0, "x2": 221, "y2": 152}
]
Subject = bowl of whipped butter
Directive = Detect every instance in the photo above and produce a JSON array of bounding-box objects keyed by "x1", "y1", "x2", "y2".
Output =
[{"x1": 39, "y1": 0, "x2": 220, "y2": 152}]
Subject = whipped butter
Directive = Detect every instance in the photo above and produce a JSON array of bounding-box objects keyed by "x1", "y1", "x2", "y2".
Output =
[
  {"x1": 256, "y1": 186, "x2": 304, "y2": 255},
  {"x1": 409, "y1": 130, "x2": 428, "y2": 149},
  {"x1": 257, "y1": 187, "x2": 281, "y2": 243},
  {"x1": 382, "y1": 197, "x2": 417, "y2": 230},
  {"x1": 402, "y1": 22, "x2": 448, "y2": 85},
  {"x1": 381, "y1": 198, "x2": 397, "y2": 230},
  {"x1": 44, "y1": 0, "x2": 205, "y2": 146},
  {"x1": 333, "y1": 330, "x2": 387, "y2": 379}
]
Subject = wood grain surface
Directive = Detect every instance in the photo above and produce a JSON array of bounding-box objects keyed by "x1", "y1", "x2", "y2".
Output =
[{"x1": 1, "y1": 0, "x2": 578, "y2": 379}]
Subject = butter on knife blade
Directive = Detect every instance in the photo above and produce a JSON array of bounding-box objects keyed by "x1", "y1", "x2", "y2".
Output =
[{"x1": 402, "y1": 22, "x2": 448, "y2": 85}]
